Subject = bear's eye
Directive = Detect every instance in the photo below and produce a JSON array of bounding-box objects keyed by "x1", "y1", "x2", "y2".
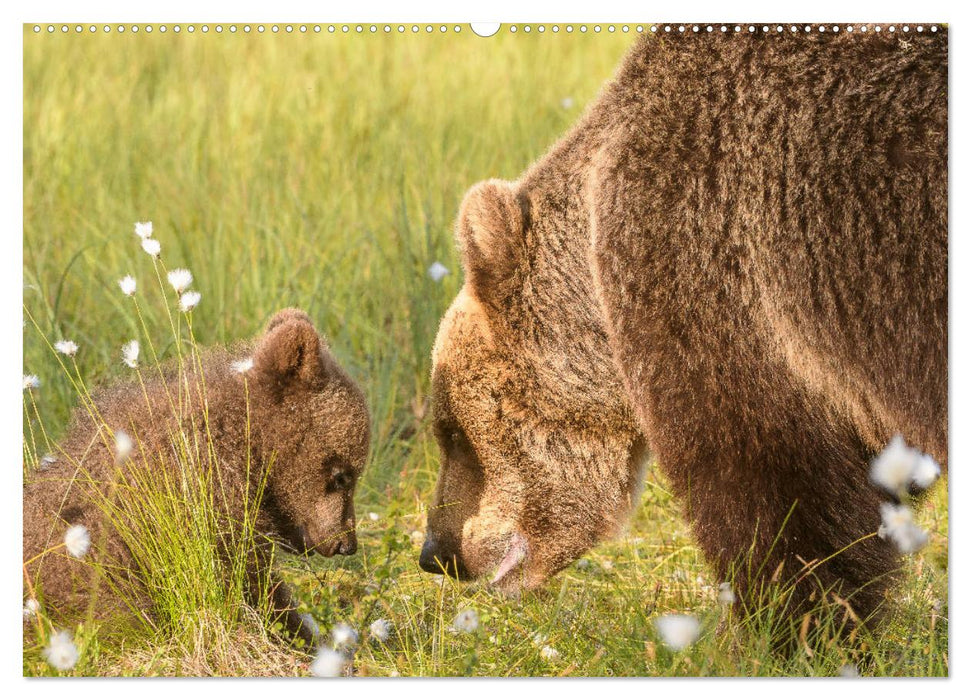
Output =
[
  {"x1": 446, "y1": 426, "x2": 472, "y2": 455},
  {"x1": 331, "y1": 471, "x2": 353, "y2": 491}
]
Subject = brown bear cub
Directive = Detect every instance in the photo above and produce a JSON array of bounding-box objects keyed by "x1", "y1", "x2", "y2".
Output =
[{"x1": 23, "y1": 309, "x2": 370, "y2": 643}]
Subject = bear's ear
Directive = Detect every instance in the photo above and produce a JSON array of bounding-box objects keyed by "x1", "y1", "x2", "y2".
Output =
[
  {"x1": 254, "y1": 317, "x2": 328, "y2": 386},
  {"x1": 265, "y1": 308, "x2": 315, "y2": 334},
  {"x1": 455, "y1": 179, "x2": 528, "y2": 305}
]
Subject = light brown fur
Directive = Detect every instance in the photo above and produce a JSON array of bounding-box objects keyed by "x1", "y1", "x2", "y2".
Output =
[
  {"x1": 23, "y1": 309, "x2": 370, "y2": 642},
  {"x1": 423, "y1": 27, "x2": 947, "y2": 623}
]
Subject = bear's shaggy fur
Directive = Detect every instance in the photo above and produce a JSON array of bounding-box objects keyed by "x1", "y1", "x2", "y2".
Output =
[
  {"x1": 422, "y1": 27, "x2": 947, "y2": 623},
  {"x1": 24, "y1": 309, "x2": 370, "y2": 642}
]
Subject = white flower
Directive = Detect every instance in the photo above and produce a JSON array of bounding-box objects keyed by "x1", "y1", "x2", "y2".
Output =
[
  {"x1": 576, "y1": 558, "x2": 591, "y2": 570},
  {"x1": 64, "y1": 525, "x2": 91, "y2": 559},
  {"x1": 43, "y1": 629, "x2": 79, "y2": 671},
  {"x1": 369, "y1": 618, "x2": 391, "y2": 642},
  {"x1": 121, "y1": 340, "x2": 140, "y2": 369},
  {"x1": 310, "y1": 648, "x2": 347, "y2": 677},
  {"x1": 299, "y1": 613, "x2": 320, "y2": 640},
  {"x1": 838, "y1": 663, "x2": 860, "y2": 678},
  {"x1": 23, "y1": 374, "x2": 40, "y2": 391},
  {"x1": 879, "y1": 502, "x2": 928, "y2": 554},
  {"x1": 655, "y1": 614, "x2": 701, "y2": 651},
  {"x1": 231, "y1": 358, "x2": 254, "y2": 374},
  {"x1": 427, "y1": 261, "x2": 450, "y2": 282},
  {"x1": 23, "y1": 598, "x2": 40, "y2": 619},
  {"x1": 179, "y1": 290, "x2": 201, "y2": 312},
  {"x1": 368, "y1": 512, "x2": 379, "y2": 522},
  {"x1": 410, "y1": 530, "x2": 425, "y2": 546},
  {"x1": 332, "y1": 622, "x2": 358, "y2": 649},
  {"x1": 40, "y1": 454, "x2": 57, "y2": 469},
  {"x1": 119, "y1": 275, "x2": 137, "y2": 296},
  {"x1": 54, "y1": 340, "x2": 78, "y2": 357},
  {"x1": 115, "y1": 430, "x2": 134, "y2": 464},
  {"x1": 870, "y1": 434, "x2": 921, "y2": 494},
  {"x1": 167, "y1": 268, "x2": 193, "y2": 293},
  {"x1": 134, "y1": 221, "x2": 154, "y2": 239},
  {"x1": 717, "y1": 582, "x2": 736, "y2": 605},
  {"x1": 141, "y1": 238, "x2": 161, "y2": 258},
  {"x1": 539, "y1": 645, "x2": 560, "y2": 661},
  {"x1": 912, "y1": 454, "x2": 941, "y2": 490},
  {"x1": 452, "y1": 608, "x2": 479, "y2": 634},
  {"x1": 561, "y1": 96, "x2": 575, "y2": 109}
]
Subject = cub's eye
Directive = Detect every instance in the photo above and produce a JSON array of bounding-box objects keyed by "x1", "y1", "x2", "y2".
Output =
[{"x1": 331, "y1": 471, "x2": 353, "y2": 491}]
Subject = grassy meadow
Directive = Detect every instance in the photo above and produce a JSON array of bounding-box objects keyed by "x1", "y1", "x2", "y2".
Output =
[{"x1": 22, "y1": 26, "x2": 948, "y2": 677}]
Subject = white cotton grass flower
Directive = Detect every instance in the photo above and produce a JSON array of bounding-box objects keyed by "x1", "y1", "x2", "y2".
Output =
[
  {"x1": 368, "y1": 512, "x2": 379, "y2": 522},
  {"x1": 64, "y1": 525, "x2": 91, "y2": 559},
  {"x1": 912, "y1": 453, "x2": 941, "y2": 490},
  {"x1": 179, "y1": 290, "x2": 201, "y2": 313},
  {"x1": 410, "y1": 530, "x2": 425, "y2": 546},
  {"x1": 561, "y1": 96, "x2": 575, "y2": 109},
  {"x1": 369, "y1": 618, "x2": 391, "y2": 643},
  {"x1": 879, "y1": 502, "x2": 928, "y2": 554},
  {"x1": 331, "y1": 622, "x2": 359, "y2": 649},
  {"x1": 427, "y1": 261, "x2": 450, "y2": 282},
  {"x1": 23, "y1": 374, "x2": 40, "y2": 391},
  {"x1": 452, "y1": 608, "x2": 479, "y2": 634},
  {"x1": 717, "y1": 582, "x2": 736, "y2": 605},
  {"x1": 167, "y1": 268, "x2": 193, "y2": 293},
  {"x1": 141, "y1": 238, "x2": 161, "y2": 258},
  {"x1": 134, "y1": 221, "x2": 153, "y2": 239},
  {"x1": 838, "y1": 663, "x2": 861, "y2": 678},
  {"x1": 310, "y1": 648, "x2": 347, "y2": 677},
  {"x1": 23, "y1": 597, "x2": 40, "y2": 620},
  {"x1": 231, "y1": 357, "x2": 254, "y2": 374},
  {"x1": 54, "y1": 340, "x2": 78, "y2": 357},
  {"x1": 118, "y1": 275, "x2": 137, "y2": 297},
  {"x1": 121, "y1": 340, "x2": 140, "y2": 369},
  {"x1": 871, "y1": 434, "x2": 942, "y2": 494},
  {"x1": 870, "y1": 434, "x2": 921, "y2": 494},
  {"x1": 114, "y1": 429, "x2": 134, "y2": 464},
  {"x1": 539, "y1": 645, "x2": 560, "y2": 661},
  {"x1": 40, "y1": 454, "x2": 57, "y2": 469},
  {"x1": 655, "y1": 614, "x2": 701, "y2": 651},
  {"x1": 43, "y1": 629, "x2": 80, "y2": 672}
]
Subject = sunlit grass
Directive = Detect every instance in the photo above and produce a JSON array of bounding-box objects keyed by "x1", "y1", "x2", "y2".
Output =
[{"x1": 22, "y1": 27, "x2": 947, "y2": 676}]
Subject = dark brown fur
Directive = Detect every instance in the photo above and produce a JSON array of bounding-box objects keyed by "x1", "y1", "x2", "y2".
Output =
[
  {"x1": 424, "y1": 27, "x2": 947, "y2": 624},
  {"x1": 23, "y1": 309, "x2": 370, "y2": 642}
]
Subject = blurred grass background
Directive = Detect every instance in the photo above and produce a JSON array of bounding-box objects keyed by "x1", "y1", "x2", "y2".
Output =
[{"x1": 22, "y1": 25, "x2": 947, "y2": 677}]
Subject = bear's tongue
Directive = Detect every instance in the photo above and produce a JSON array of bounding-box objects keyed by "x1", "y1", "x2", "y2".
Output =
[{"x1": 490, "y1": 532, "x2": 529, "y2": 585}]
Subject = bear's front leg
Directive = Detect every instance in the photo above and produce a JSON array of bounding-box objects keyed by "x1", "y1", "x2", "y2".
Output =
[
  {"x1": 240, "y1": 544, "x2": 319, "y2": 647},
  {"x1": 644, "y1": 356, "x2": 900, "y2": 626}
]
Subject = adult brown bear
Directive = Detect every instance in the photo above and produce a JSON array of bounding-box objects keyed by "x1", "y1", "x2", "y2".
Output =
[{"x1": 420, "y1": 26, "x2": 947, "y2": 624}]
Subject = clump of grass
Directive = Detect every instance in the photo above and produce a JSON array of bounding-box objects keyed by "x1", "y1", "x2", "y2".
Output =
[{"x1": 23, "y1": 225, "x2": 277, "y2": 674}]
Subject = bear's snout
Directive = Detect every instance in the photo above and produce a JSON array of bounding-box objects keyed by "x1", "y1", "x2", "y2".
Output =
[{"x1": 418, "y1": 533, "x2": 469, "y2": 579}]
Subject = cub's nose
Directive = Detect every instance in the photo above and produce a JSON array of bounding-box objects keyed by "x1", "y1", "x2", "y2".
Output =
[
  {"x1": 419, "y1": 535, "x2": 466, "y2": 578},
  {"x1": 337, "y1": 532, "x2": 357, "y2": 556}
]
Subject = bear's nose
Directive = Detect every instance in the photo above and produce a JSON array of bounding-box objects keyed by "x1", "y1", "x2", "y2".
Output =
[
  {"x1": 419, "y1": 535, "x2": 466, "y2": 578},
  {"x1": 337, "y1": 532, "x2": 357, "y2": 556}
]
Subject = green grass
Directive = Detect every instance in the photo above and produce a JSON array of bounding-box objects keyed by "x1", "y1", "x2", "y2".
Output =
[{"x1": 22, "y1": 26, "x2": 948, "y2": 677}]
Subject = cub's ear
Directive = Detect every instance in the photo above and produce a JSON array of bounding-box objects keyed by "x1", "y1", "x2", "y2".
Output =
[
  {"x1": 254, "y1": 318, "x2": 327, "y2": 386},
  {"x1": 455, "y1": 179, "x2": 528, "y2": 305},
  {"x1": 265, "y1": 308, "x2": 315, "y2": 334}
]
